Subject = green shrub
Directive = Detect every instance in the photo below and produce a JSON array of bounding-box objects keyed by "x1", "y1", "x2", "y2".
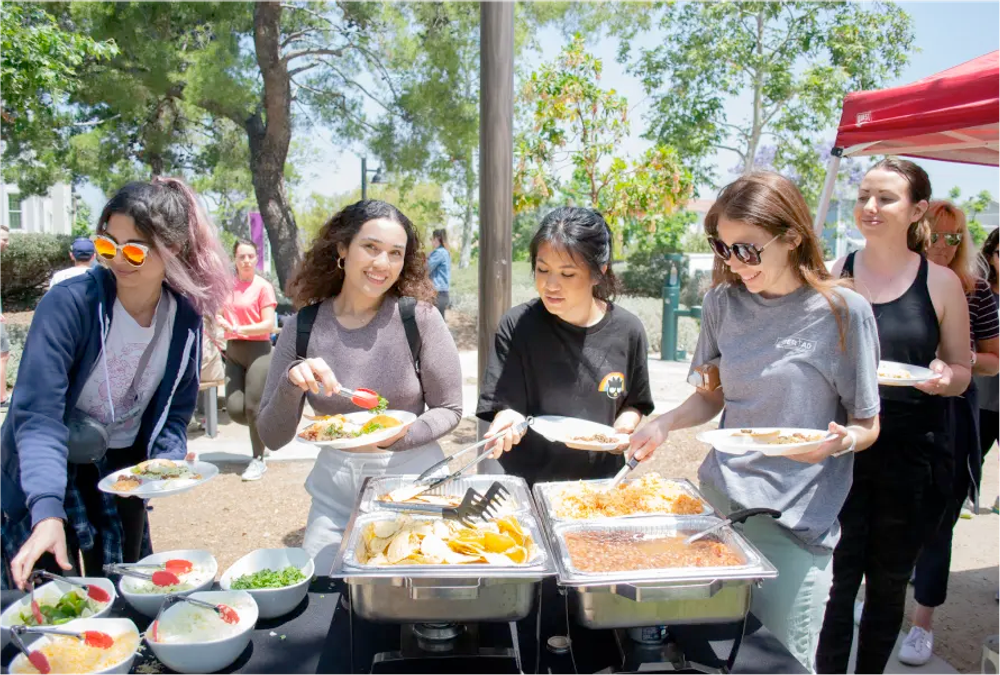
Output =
[
  {"x1": 3, "y1": 323, "x2": 28, "y2": 387},
  {"x1": 621, "y1": 250, "x2": 690, "y2": 298},
  {"x1": 1, "y1": 233, "x2": 76, "y2": 309}
]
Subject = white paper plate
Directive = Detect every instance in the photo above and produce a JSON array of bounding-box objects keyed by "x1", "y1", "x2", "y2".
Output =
[
  {"x1": 877, "y1": 360, "x2": 941, "y2": 386},
  {"x1": 531, "y1": 415, "x2": 628, "y2": 451},
  {"x1": 98, "y1": 460, "x2": 218, "y2": 498},
  {"x1": 296, "y1": 410, "x2": 417, "y2": 449},
  {"x1": 696, "y1": 428, "x2": 836, "y2": 456}
]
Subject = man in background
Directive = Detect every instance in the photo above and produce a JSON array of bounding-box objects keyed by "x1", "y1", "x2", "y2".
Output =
[
  {"x1": 48, "y1": 237, "x2": 96, "y2": 288},
  {"x1": 0, "y1": 225, "x2": 9, "y2": 407}
]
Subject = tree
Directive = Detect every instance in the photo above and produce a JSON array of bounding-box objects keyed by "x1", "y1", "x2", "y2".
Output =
[
  {"x1": 627, "y1": 2, "x2": 915, "y2": 193},
  {"x1": 514, "y1": 36, "x2": 693, "y2": 252},
  {"x1": 0, "y1": 2, "x2": 117, "y2": 194},
  {"x1": 951, "y1": 187, "x2": 995, "y2": 247}
]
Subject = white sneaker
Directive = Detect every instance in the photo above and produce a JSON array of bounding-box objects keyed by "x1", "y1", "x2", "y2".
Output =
[
  {"x1": 241, "y1": 458, "x2": 267, "y2": 481},
  {"x1": 898, "y1": 626, "x2": 934, "y2": 666},
  {"x1": 960, "y1": 498, "x2": 975, "y2": 519},
  {"x1": 854, "y1": 599, "x2": 864, "y2": 626}
]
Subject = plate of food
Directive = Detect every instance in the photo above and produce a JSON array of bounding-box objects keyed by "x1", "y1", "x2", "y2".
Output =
[
  {"x1": 696, "y1": 428, "x2": 836, "y2": 456},
  {"x1": 296, "y1": 410, "x2": 417, "y2": 449},
  {"x1": 877, "y1": 360, "x2": 940, "y2": 386},
  {"x1": 531, "y1": 415, "x2": 628, "y2": 451},
  {"x1": 98, "y1": 459, "x2": 218, "y2": 498}
]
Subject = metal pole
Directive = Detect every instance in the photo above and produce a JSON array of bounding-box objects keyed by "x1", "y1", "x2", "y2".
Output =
[
  {"x1": 361, "y1": 156, "x2": 368, "y2": 201},
  {"x1": 478, "y1": 1, "x2": 514, "y2": 393},
  {"x1": 813, "y1": 152, "x2": 841, "y2": 236}
]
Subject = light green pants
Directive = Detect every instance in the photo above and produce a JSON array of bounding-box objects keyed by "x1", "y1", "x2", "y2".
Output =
[{"x1": 701, "y1": 482, "x2": 833, "y2": 673}]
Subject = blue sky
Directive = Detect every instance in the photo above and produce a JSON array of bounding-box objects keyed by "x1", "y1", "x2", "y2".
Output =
[{"x1": 81, "y1": 2, "x2": 1000, "y2": 217}]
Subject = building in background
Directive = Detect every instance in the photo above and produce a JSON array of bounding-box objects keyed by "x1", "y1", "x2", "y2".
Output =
[{"x1": 0, "y1": 183, "x2": 75, "y2": 235}]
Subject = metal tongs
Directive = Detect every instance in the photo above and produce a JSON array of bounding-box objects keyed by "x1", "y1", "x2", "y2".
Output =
[
  {"x1": 378, "y1": 482, "x2": 510, "y2": 527},
  {"x1": 393, "y1": 416, "x2": 534, "y2": 501},
  {"x1": 684, "y1": 507, "x2": 781, "y2": 545}
]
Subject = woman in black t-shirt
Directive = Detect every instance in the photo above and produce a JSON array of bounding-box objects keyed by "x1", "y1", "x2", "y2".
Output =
[{"x1": 476, "y1": 207, "x2": 655, "y2": 486}]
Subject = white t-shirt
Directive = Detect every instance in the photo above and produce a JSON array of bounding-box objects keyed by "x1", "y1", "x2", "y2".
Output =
[
  {"x1": 49, "y1": 266, "x2": 92, "y2": 289},
  {"x1": 75, "y1": 292, "x2": 176, "y2": 448}
]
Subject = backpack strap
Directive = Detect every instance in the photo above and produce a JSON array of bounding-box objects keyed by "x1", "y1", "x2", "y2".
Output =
[
  {"x1": 397, "y1": 296, "x2": 422, "y2": 378},
  {"x1": 296, "y1": 303, "x2": 321, "y2": 360}
]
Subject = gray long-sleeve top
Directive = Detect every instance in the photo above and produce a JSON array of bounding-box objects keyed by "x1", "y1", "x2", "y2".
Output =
[{"x1": 258, "y1": 296, "x2": 463, "y2": 451}]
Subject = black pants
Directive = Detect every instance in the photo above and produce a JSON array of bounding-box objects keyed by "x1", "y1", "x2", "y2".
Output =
[
  {"x1": 817, "y1": 403, "x2": 950, "y2": 674},
  {"x1": 225, "y1": 339, "x2": 272, "y2": 460},
  {"x1": 76, "y1": 443, "x2": 149, "y2": 574},
  {"x1": 912, "y1": 386, "x2": 979, "y2": 608},
  {"x1": 982, "y1": 407, "x2": 999, "y2": 460},
  {"x1": 434, "y1": 290, "x2": 450, "y2": 319}
]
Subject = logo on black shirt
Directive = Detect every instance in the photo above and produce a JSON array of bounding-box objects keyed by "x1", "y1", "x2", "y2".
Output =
[{"x1": 599, "y1": 372, "x2": 626, "y2": 399}]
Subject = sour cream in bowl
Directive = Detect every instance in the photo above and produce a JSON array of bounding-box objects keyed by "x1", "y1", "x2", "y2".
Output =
[
  {"x1": 145, "y1": 590, "x2": 258, "y2": 674},
  {"x1": 118, "y1": 549, "x2": 217, "y2": 617}
]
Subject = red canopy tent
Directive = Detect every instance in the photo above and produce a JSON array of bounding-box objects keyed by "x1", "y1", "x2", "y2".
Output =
[{"x1": 814, "y1": 51, "x2": 999, "y2": 232}]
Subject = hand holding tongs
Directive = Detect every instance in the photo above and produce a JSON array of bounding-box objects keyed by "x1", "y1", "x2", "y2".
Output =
[
  {"x1": 378, "y1": 482, "x2": 511, "y2": 527},
  {"x1": 399, "y1": 416, "x2": 534, "y2": 499}
]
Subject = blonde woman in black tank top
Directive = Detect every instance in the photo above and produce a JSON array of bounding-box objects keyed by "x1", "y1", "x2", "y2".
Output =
[{"x1": 817, "y1": 159, "x2": 972, "y2": 675}]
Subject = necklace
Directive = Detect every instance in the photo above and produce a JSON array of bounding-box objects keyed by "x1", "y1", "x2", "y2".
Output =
[{"x1": 855, "y1": 251, "x2": 913, "y2": 305}]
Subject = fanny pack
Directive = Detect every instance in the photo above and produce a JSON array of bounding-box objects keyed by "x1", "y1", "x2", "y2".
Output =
[{"x1": 66, "y1": 298, "x2": 169, "y2": 464}]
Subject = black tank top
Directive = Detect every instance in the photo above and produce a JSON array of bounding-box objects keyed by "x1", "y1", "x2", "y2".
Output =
[{"x1": 843, "y1": 253, "x2": 941, "y2": 406}]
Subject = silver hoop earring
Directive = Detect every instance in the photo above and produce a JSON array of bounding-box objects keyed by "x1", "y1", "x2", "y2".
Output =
[{"x1": 337, "y1": 257, "x2": 345, "y2": 270}]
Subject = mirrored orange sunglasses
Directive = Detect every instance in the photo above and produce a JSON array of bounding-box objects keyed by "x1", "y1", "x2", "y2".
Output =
[{"x1": 93, "y1": 234, "x2": 150, "y2": 268}]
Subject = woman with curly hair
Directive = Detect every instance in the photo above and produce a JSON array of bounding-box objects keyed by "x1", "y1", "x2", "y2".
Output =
[{"x1": 257, "y1": 200, "x2": 462, "y2": 573}]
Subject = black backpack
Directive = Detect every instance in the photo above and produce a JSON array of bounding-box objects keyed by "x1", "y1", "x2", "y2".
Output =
[{"x1": 295, "y1": 296, "x2": 422, "y2": 379}]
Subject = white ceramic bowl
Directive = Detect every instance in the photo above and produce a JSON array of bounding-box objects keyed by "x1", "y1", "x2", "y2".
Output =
[
  {"x1": 145, "y1": 590, "x2": 258, "y2": 674},
  {"x1": 1, "y1": 577, "x2": 117, "y2": 650},
  {"x1": 7, "y1": 618, "x2": 140, "y2": 674},
  {"x1": 118, "y1": 549, "x2": 217, "y2": 618},
  {"x1": 219, "y1": 548, "x2": 314, "y2": 619}
]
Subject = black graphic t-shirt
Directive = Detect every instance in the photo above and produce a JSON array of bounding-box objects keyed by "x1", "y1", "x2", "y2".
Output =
[{"x1": 476, "y1": 298, "x2": 655, "y2": 485}]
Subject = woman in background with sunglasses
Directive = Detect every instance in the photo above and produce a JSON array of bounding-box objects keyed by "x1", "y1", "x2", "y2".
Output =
[
  {"x1": 816, "y1": 160, "x2": 972, "y2": 675},
  {"x1": 0, "y1": 178, "x2": 230, "y2": 590},
  {"x1": 628, "y1": 172, "x2": 881, "y2": 671},
  {"x1": 897, "y1": 200, "x2": 998, "y2": 666}
]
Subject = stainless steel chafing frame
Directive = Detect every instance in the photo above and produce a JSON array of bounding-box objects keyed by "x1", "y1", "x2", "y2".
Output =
[{"x1": 359, "y1": 474, "x2": 534, "y2": 516}]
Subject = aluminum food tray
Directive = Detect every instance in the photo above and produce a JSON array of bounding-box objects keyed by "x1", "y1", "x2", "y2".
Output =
[
  {"x1": 359, "y1": 474, "x2": 534, "y2": 515},
  {"x1": 546, "y1": 516, "x2": 777, "y2": 629},
  {"x1": 332, "y1": 509, "x2": 556, "y2": 623},
  {"x1": 533, "y1": 477, "x2": 715, "y2": 525},
  {"x1": 549, "y1": 516, "x2": 775, "y2": 587}
]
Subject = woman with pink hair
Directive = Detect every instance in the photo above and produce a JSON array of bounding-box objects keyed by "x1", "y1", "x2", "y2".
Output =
[{"x1": 1, "y1": 178, "x2": 231, "y2": 590}]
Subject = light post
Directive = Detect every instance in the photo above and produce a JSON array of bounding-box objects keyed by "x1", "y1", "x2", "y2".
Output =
[{"x1": 361, "y1": 157, "x2": 385, "y2": 200}]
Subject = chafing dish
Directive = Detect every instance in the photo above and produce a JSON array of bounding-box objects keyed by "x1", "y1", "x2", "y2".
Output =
[
  {"x1": 331, "y1": 506, "x2": 556, "y2": 623},
  {"x1": 536, "y1": 479, "x2": 777, "y2": 630},
  {"x1": 360, "y1": 474, "x2": 534, "y2": 515},
  {"x1": 533, "y1": 477, "x2": 715, "y2": 524}
]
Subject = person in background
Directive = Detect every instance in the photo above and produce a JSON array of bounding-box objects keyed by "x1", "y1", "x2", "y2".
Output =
[
  {"x1": 428, "y1": 228, "x2": 451, "y2": 318},
  {"x1": 216, "y1": 240, "x2": 277, "y2": 482},
  {"x1": 975, "y1": 228, "x2": 1000, "y2": 602},
  {"x1": 478, "y1": 207, "x2": 654, "y2": 485},
  {"x1": 0, "y1": 225, "x2": 9, "y2": 409},
  {"x1": 897, "y1": 201, "x2": 999, "y2": 666},
  {"x1": 257, "y1": 200, "x2": 462, "y2": 574},
  {"x1": 817, "y1": 159, "x2": 972, "y2": 675},
  {"x1": 628, "y1": 173, "x2": 880, "y2": 671},
  {"x1": 0, "y1": 178, "x2": 230, "y2": 589},
  {"x1": 49, "y1": 237, "x2": 97, "y2": 289}
]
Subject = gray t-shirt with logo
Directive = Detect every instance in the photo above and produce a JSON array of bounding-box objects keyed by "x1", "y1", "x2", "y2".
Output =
[{"x1": 693, "y1": 283, "x2": 881, "y2": 552}]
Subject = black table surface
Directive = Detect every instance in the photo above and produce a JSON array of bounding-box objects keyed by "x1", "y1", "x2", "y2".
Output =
[{"x1": 2, "y1": 578, "x2": 806, "y2": 674}]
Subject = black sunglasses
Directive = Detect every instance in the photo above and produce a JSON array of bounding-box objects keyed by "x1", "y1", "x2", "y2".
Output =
[
  {"x1": 707, "y1": 234, "x2": 780, "y2": 266},
  {"x1": 931, "y1": 232, "x2": 962, "y2": 246}
]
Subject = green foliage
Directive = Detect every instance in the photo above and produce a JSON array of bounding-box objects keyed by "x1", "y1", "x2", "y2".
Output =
[
  {"x1": 968, "y1": 220, "x2": 988, "y2": 248},
  {"x1": 294, "y1": 182, "x2": 445, "y2": 245},
  {"x1": 627, "y1": 2, "x2": 915, "y2": 194},
  {"x1": 949, "y1": 187, "x2": 995, "y2": 247},
  {"x1": 0, "y1": 3, "x2": 118, "y2": 194},
  {"x1": 72, "y1": 199, "x2": 94, "y2": 238},
  {"x1": 0, "y1": 232, "x2": 76, "y2": 306},
  {"x1": 514, "y1": 36, "x2": 693, "y2": 250}
]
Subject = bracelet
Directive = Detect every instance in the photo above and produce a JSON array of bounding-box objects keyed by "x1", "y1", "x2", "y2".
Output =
[{"x1": 833, "y1": 429, "x2": 857, "y2": 458}]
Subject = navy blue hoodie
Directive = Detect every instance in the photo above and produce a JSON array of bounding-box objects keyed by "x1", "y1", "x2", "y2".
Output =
[{"x1": 1, "y1": 266, "x2": 202, "y2": 528}]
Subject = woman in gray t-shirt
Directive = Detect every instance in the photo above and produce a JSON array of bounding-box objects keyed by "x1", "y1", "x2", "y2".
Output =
[{"x1": 629, "y1": 173, "x2": 881, "y2": 672}]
